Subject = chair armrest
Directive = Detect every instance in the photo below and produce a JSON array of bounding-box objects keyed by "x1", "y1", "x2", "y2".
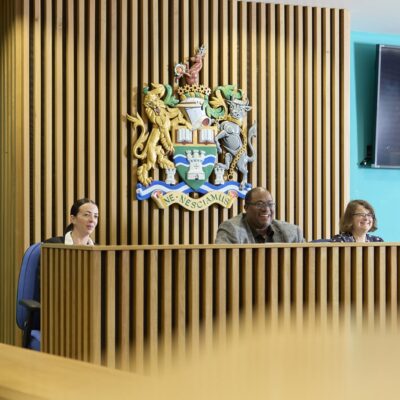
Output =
[
  {"x1": 18, "y1": 299, "x2": 41, "y2": 348},
  {"x1": 19, "y1": 299, "x2": 41, "y2": 311}
]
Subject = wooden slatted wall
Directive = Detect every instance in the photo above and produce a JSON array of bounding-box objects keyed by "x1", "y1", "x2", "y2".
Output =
[
  {"x1": 41, "y1": 243, "x2": 399, "y2": 372},
  {"x1": 0, "y1": 0, "x2": 349, "y2": 344}
]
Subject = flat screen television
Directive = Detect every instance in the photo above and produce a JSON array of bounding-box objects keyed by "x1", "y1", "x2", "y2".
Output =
[{"x1": 373, "y1": 44, "x2": 400, "y2": 168}]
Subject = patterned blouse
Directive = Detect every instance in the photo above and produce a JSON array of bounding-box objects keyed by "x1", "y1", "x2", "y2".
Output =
[{"x1": 331, "y1": 232, "x2": 384, "y2": 243}]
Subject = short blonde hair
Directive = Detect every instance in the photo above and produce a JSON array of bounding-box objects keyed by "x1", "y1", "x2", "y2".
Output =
[{"x1": 339, "y1": 200, "x2": 378, "y2": 233}]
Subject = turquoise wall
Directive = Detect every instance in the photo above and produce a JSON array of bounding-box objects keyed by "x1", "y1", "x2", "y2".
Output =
[{"x1": 351, "y1": 32, "x2": 400, "y2": 242}]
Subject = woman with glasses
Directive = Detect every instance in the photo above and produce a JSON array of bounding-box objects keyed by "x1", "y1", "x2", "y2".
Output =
[
  {"x1": 44, "y1": 198, "x2": 99, "y2": 245},
  {"x1": 331, "y1": 200, "x2": 383, "y2": 242}
]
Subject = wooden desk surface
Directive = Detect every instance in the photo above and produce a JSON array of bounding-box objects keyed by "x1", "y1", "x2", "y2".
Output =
[
  {"x1": 2, "y1": 324, "x2": 400, "y2": 400},
  {"x1": 0, "y1": 343, "x2": 150, "y2": 400}
]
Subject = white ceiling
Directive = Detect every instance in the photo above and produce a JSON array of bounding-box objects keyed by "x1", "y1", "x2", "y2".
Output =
[{"x1": 243, "y1": 0, "x2": 400, "y2": 35}]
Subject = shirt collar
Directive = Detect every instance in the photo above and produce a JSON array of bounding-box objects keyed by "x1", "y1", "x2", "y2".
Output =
[
  {"x1": 246, "y1": 219, "x2": 275, "y2": 243},
  {"x1": 65, "y1": 231, "x2": 94, "y2": 245}
]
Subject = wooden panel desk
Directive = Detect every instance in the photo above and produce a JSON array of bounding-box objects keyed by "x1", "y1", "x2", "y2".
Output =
[
  {"x1": 3, "y1": 327, "x2": 400, "y2": 400},
  {"x1": 41, "y1": 243, "x2": 400, "y2": 372},
  {"x1": 0, "y1": 343, "x2": 148, "y2": 400}
]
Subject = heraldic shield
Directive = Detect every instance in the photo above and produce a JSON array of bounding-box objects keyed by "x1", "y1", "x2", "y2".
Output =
[
  {"x1": 173, "y1": 126, "x2": 217, "y2": 191},
  {"x1": 128, "y1": 44, "x2": 257, "y2": 211}
]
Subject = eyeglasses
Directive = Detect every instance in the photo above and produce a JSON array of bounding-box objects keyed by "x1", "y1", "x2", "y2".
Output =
[
  {"x1": 246, "y1": 201, "x2": 275, "y2": 209},
  {"x1": 352, "y1": 212, "x2": 374, "y2": 219}
]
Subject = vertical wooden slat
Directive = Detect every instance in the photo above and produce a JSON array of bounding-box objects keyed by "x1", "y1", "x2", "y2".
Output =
[
  {"x1": 202, "y1": 249, "x2": 213, "y2": 349},
  {"x1": 70, "y1": 250, "x2": 77, "y2": 359},
  {"x1": 187, "y1": 249, "x2": 200, "y2": 357},
  {"x1": 352, "y1": 247, "x2": 363, "y2": 329},
  {"x1": 285, "y1": 5, "x2": 295, "y2": 223},
  {"x1": 76, "y1": 0, "x2": 85, "y2": 198},
  {"x1": 76, "y1": 251, "x2": 83, "y2": 359},
  {"x1": 105, "y1": 251, "x2": 116, "y2": 368},
  {"x1": 43, "y1": 0, "x2": 53, "y2": 238},
  {"x1": 276, "y1": 4, "x2": 286, "y2": 220},
  {"x1": 175, "y1": 249, "x2": 186, "y2": 359},
  {"x1": 118, "y1": 0, "x2": 128, "y2": 244},
  {"x1": 149, "y1": 0, "x2": 160, "y2": 245},
  {"x1": 294, "y1": 6, "x2": 304, "y2": 231},
  {"x1": 32, "y1": 0, "x2": 41, "y2": 240},
  {"x1": 340, "y1": 246, "x2": 351, "y2": 328},
  {"x1": 248, "y1": 2, "x2": 257, "y2": 188},
  {"x1": 330, "y1": 247, "x2": 340, "y2": 329},
  {"x1": 119, "y1": 251, "x2": 130, "y2": 370},
  {"x1": 41, "y1": 248, "x2": 49, "y2": 352},
  {"x1": 215, "y1": 249, "x2": 227, "y2": 343},
  {"x1": 376, "y1": 246, "x2": 386, "y2": 329},
  {"x1": 267, "y1": 4, "x2": 278, "y2": 209},
  {"x1": 48, "y1": 249, "x2": 56, "y2": 355},
  {"x1": 268, "y1": 248, "x2": 279, "y2": 325},
  {"x1": 305, "y1": 247, "x2": 316, "y2": 324},
  {"x1": 331, "y1": 9, "x2": 340, "y2": 237},
  {"x1": 108, "y1": 0, "x2": 117, "y2": 245},
  {"x1": 161, "y1": 249, "x2": 172, "y2": 366},
  {"x1": 257, "y1": 3, "x2": 267, "y2": 188},
  {"x1": 322, "y1": 8, "x2": 331, "y2": 239},
  {"x1": 228, "y1": 248, "x2": 240, "y2": 337},
  {"x1": 388, "y1": 247, "x2": 398, "y2": 329},
  {"x1": 293, "y1": 247, "x2": 303, "y2": 327},
  {"x1": 89, "y1": 250, "x2": 101, "y2": 365},
  {"x1": 54, "y1": 0, "x2": 63, "y2": 234},
  {"x1": 317, "y1": 247, "x2": 328, "y2": 326},
  {"x1": 133, "y1": 250, "x2": 144, "y2": 372},
  {"x1": 59, "y1": 250, "x2": 65, "y2": 356},
  {"x1": 86, "y1": 0, "x2": 96, "y2": 201},
  {"x1": 65, "y1": 250, "x2": 71, "y2": 357},
  {"x1": 147, "y1": 250, "x2": 158, "y2": 372},
  {"x1": 82, "y1": 251, "x2": 90, "y2": 361},
  {"x1": 65, "y1": 0, "x2": 75, "y2": 216},
  {"x1": 340, "y1": 10, "x2": 350, "y2": 213},
  {"x1": 280, "y1": 248, "x2": 291, "y2": 326},
  {"x1": 364, "y1": 246, "x2": 375, "y2": 328},
  {"x1": 303, "y1": 6, "x2": 313, "y2": 240},
  {"x1": 241, "y1": 248, "x2": 253, "y2": 327},
  {"x1": 98, "y1": 0, "x2": 107, "y2": 243},
  {"x1": 129, "y1": 0, "x2": 139, "y2": 245},
  {"x1": 312, "y1": 8, "x2": 322, "y2": 240},
  {"x1": 254, "y1": 248, "x2": 266, "y2": 317}
]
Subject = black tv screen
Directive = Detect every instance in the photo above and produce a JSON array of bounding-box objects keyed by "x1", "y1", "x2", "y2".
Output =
[{"x1": 374, "y1": 44, "x2": 400, "y2": 168}]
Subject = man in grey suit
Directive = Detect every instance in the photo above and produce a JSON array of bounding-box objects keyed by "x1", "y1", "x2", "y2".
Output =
[{"x1": 215, "y1": 187, "x2": 305, "y2": 244}]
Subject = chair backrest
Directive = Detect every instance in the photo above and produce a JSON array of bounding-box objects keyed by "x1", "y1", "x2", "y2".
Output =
[{"x1": 16, "y1": 243, "x2": 42, "y2": 330}]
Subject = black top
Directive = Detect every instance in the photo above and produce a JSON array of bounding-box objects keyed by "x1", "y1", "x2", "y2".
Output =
[
  {"x1": 43, "y1": 236, "x2": 65, "y2": 244},
  {"x1": 331, "y1": 232, "x2": 384, "y2": 242}
]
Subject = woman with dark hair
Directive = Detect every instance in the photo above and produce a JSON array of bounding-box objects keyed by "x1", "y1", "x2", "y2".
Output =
[
  {"x1": 44, "y1": 198, "x2": 99, "y2": 245},
  {"x1": 331, "y1": 200, "x2": 383, "y2": 243}
]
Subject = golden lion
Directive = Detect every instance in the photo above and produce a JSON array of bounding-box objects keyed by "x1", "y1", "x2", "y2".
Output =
[{"x1": 128, "y1": 83, "x2": 191, "y2": 186}]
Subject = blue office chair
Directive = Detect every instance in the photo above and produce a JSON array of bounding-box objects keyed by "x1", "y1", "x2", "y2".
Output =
[{"x1": 16, "y1": 242, "x2": 42, "y2": 350}]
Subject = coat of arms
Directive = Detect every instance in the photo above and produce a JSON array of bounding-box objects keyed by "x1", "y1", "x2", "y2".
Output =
[{"x1": 128, "y1": 45, "x2": 257, "y2": 211}]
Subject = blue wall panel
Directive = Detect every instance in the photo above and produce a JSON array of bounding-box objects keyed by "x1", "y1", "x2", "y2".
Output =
[{"x1": 351, "y1": 31, "x2": 400, "y2": 242}]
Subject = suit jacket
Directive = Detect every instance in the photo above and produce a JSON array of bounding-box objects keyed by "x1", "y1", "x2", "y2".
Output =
[{"x1": 215, "y1": 213, "x2": 304, "y2": 244}]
